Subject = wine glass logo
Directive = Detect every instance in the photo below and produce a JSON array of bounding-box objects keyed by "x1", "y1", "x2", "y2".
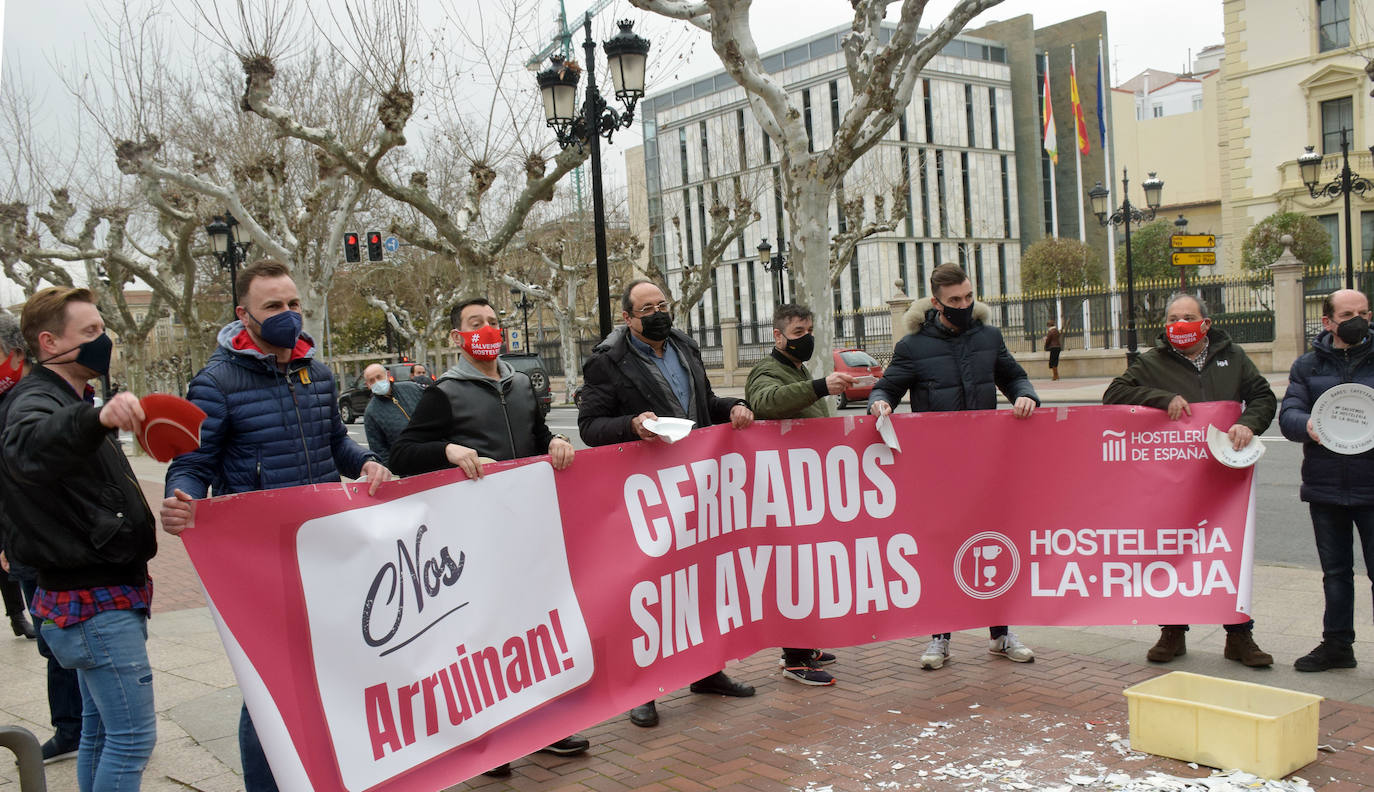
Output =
[{"x1": 954, "y1": 533, "x2": 1020, "y2": 600}]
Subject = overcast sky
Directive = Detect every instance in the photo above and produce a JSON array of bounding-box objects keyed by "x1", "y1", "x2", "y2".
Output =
[{"x1": 0, "y1": 1, "x2": 1225, "y2": 306}]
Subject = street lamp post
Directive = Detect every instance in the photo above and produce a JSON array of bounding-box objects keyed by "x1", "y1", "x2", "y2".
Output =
[
  {"x1": 1088, "y1": 168, "x2": 1164, "y2": 363},
  {"x1": 536, "y1": 18, "x2": 649, "y2": 340},
  {"x1": 205, "y1": 212, "x2": 251, "y2": 316},
  {"x1": 756, "y1": 238, "x2": 789, "y2": 305},
  {"x1": 1299, "y1": 128, "x2": 1374, "y2": 289},
  {"x1": 510, "y1": 286, "x2": 533, "y2": 353},
  {"x1": 1173, "y1": 214, "x2": 1189, "y2": 290}
]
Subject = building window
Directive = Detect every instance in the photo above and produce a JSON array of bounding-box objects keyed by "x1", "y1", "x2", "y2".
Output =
[
  {"x1": 1322, "y1": 96, "x2": 1353, "y2": 153},
  {"x1": 897, "y1": 243, "x2": 909, "y2": 291},
  {"x1": 1362, "y1": 210, "x2": 1374, "y2": 265},
  {"x1": 934, "y1": 150, "x2": 948, "y2": 235},
  {"x1": 960, "y1": 151, "x2": 972, "y2": 237},
  {"x1": 997, "y1": 244, "x2": 1008, "y2": 297},
  {"x1": 736, "y1": 110, "x2": 747, "y2": 171},
  {"x1": 678, "y1": 127, "x2": 689, "y2": 184},
  {"x1": 965, "y1": 83, "x2": 976, "y2": 147},
  {"x1": 1318, "y1": 0, "x2": 1350, "y2": 51},
  {"x1": 1318, "y1": 214, "x2": 1340, "y2": 271},
  {"x1": 1192, "y1": 95, "x2": 1203, "y2": 112},
  {"x1": 988, "y1": 86, "x2": 999, "y2": 149},
  {"x1": 918, "y1": 150, "x2": 931, "y2": 237},
  {"x1": 1000, "y1": 155, "x2": 1011, "y2": 238},
  {"x1": 1152, "y1": 104, "x2": 1164, "y2": 118},
  {"x1": 922, "y1": 79, "x2": 935, "y2": 143},
  {"x1": 699, "y1": 121, "x2": 710, "y2": 178},
  {"x1": 763, "y1": 130, "x2": 772, "y2": 164},
  {"x1": 683, "y1": 193, "x2": 696, "y2": 267},
  {"x1": 830, "y1": 80, "x2": 841, "y2": 147},
  {"x1": 901, "y1": 146, "x2": 915, "y2": 237},
  {"x1": 915, "y1": 243, "x2": 926, "y2": 297},
  {"x1": 803, "y1": 88, "x2": 814, "y2": 152}
]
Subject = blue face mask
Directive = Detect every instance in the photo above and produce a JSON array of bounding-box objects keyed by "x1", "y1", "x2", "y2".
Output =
[
  {"x1": 246, "y1": 309, "x2": 303, "y2": 349},
  {"x1": 370, "y1": 379, "x2": 391, "y2": 397}
]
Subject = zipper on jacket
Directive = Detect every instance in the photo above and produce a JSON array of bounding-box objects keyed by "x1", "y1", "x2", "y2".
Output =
[
  {"x1": 499, "y1": 389, "x2": 518, "y2": 458},
  {"x1": 285, "y1": 370, "x2": 316, "y2": 484}
]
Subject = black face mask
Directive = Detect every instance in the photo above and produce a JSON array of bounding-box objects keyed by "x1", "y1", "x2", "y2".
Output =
[
  {"x1": 783, "y1": 332, "x2": 815, "y2": 362},
  {"x1": 40, "y1": 332, "x2": 113, "y2": 377},
  {"x1": 938, "y1": 300, "x2": 975, "y2": 332},
  {"x1": 639, "y1": 311, "x2": 673, "y2": 342},
  {"x1": 1336, "y1": 315, "x2": 1370, "y2": 346}
]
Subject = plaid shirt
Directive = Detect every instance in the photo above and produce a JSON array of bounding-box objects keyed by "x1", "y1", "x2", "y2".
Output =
[{"x1": 30, "y1": 578, "x2": 154, "y2": 629}]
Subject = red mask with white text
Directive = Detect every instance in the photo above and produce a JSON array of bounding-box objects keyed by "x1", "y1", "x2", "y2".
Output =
[
  {"x1": 0, "y1": 352, "x2": 23, "y2": 395},
  {"x1": 1165, "y1": 319, "x2": 1207, "y2": 350},
  {"x1": 459, "y1": 325, "x2": 503, "y2": 361}
]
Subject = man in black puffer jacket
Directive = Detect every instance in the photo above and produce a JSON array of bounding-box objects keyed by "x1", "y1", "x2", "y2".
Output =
[
  {"x1": 1281, "y1": 288, "x2": 1374, "y2": 672},
  {"x1": 388, "y1": 296, "x2": 587, "y2": 777},
  {"x1": 868, "y1": 264, "x2": 1039, "y2": 672}
]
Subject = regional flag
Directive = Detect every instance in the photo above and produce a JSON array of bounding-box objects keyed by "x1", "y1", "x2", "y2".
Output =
[
  {"x1": 1042, "y1": 59, "x2": 1057, "y2": 164},
  {"x1": 1096, "y1": 44, "x2": 1108, "y2": 146},
  {"x1": 1070, "y1": 57, "x2": 1091, "y2": 154}
]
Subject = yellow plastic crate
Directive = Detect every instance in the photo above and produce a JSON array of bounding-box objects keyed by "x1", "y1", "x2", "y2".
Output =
[{"x1": 1124, "y1": 671, "x2": 1323, "y2": 779}]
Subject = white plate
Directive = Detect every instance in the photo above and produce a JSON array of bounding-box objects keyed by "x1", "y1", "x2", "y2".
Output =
[
  {"x1": 1205, "y1": 424, "x2": 1265, "y2": 468},
  {"x1": 642, "y1": 416, "x2": 695, "y2": 444},
  {"x1": 1312, "y1": 383, "x2": 1374, "y2": 455}
]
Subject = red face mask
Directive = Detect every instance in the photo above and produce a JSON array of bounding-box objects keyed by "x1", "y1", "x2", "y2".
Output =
[
  {"x1": 1166, "y1": 319, "x2": 1207, "y2": 350},
  {"x1": 0, "y1": 351, "x2": 23, "y2": 395},
  {"x1": 459, "y1": 325, "x2": 503, "y2": 361}
]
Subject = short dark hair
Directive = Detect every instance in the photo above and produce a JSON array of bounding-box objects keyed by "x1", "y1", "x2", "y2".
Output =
[
  {"x1": 450, "y1": 297, "x2": 491, "y2": 329},
  {"x1": 21, "y1": 287, "x2": 96, "y2": 355},
  {"x1": 929, "y1": 263, "x2": 969, "y2": 298},
  {"x1": 410, "y1": 363, "x2": 425, "y2": 374},
  {"x1": 621, "y1": 278, "x2": 659, "y2": 313},
  {"x1": 236, "y1": 259, "x2": 292, "y2": 307},
  {"x1": 772, "y1": 303, "x2": 813, "y2": 331}
]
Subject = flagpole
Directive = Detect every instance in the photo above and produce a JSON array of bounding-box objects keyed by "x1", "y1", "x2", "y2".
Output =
[
  {"x1": 1072, "y1": 45, "x2": 1090, "y2": 348},
  {"x1": 1099, "y1": 35, "x2": 1121, "y2": 348}
]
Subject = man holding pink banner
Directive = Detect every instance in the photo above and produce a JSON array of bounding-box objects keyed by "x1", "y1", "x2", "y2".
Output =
[
  {"x1": 388, "y1": 296, "x2": 587, "y2": 776},
  {"x1": 578, "y1": 278, "x2": 756, "y2": 729},
  {"x1": 868, "y1": 263, "x2": 1039, "y2": 670},
  {"x1": 1104, "y1": 291, "x2": 1275, "y2": 667}
]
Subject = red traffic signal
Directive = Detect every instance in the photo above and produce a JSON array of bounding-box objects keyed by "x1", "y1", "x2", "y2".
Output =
[
  {"x1": 344, "y1": 232, "x2": 360, "y2": 263},
  {"x1": 367, "y1": 231, "x2": 384, "y2": 262}
]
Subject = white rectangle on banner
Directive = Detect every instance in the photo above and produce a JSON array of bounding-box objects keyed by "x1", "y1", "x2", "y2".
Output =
[{"x1": 297, "y1": 462, "x2": 593, "y2": 790}]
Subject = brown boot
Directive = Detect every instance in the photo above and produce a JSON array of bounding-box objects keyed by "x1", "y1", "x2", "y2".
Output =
[
  {"x1": 1147, "y1": 627, "x2": 1186, "y2": 662},
  {"x1": 1051, "y1": 367, "x2": 1059, "y2": 381},
  {"x1": 1224, "y1": 630, "x2": 1273, "y2": 667}
]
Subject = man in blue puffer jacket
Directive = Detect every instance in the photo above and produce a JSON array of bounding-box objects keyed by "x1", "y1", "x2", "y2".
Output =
[
  {"x1": 160, "y1": 259, "x2": 390, "y2": 792},
  {"x1": 1280, "y1": 288, "x2": 1374, "y2": 673}
]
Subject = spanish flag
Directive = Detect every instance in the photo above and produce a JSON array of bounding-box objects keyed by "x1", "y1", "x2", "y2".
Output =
[{"x1": 1070, "y1": 52, "x2": 1090, "y2": 155}]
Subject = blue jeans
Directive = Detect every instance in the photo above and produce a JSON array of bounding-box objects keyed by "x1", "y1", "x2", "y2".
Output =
[
  {"x1": 1310, "y1": 503, "x2": 1374, "y2": 645},
  {"x1": 40, "y1": 609, "x2": 156, "y2": 792},
  {"x1": 19, "y1": 577, "x2": 82, "y2": 747},
  {"x1": 240, "y1": 704, "x2": 279, "y2": 792}
]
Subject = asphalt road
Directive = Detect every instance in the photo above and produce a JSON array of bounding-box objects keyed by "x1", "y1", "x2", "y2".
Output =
[{"x1": 346, "y1": 403, "x2": 1350, "y2": 574}]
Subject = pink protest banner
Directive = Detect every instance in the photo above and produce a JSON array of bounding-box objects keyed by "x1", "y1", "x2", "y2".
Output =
[{"x1": 181, "y1": 402, "x2": 1255, "y2": 791}]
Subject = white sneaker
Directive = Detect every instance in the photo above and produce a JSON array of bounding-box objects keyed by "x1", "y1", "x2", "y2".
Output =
[
  {"x1": 989, "y1": 632, "x2": 1035, "y2": 663},
  {"x1": 920, "y1": 637, "x2": 950, "y2": 670}
]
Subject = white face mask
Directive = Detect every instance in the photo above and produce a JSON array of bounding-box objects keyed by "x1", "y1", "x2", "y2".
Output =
[{"x1": 370, "y1": 379, "x2": 391, "y2": 396}]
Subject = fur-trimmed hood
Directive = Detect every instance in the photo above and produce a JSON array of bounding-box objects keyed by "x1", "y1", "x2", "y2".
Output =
[{"x1": 901, "y1": 297, "x2": 993, "y2": 334}]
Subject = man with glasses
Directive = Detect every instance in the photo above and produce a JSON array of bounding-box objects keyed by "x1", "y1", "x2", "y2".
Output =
[
  {"x1": 1281, "y1": 288, "x2": 1374, "y2": 671},
  {"x1": 578, "y1": 278, "x2": 755, "y2": 728}
]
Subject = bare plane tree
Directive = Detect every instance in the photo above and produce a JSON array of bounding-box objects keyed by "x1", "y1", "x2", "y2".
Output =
[{"x1": 628, "y1": 0, "x2": 1002, "y2": 366}]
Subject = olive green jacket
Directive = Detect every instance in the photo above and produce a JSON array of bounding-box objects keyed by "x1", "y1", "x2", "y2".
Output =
[
  {"x1": 746, "y1": 349, "x2": 833, "y2": 420},
  {"x1": 1102, "y1": 328, "x2": 1276, "y2": 434}
]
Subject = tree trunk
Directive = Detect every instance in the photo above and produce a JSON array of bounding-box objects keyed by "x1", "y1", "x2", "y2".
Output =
[
  {"x1": 558, "y1": 322, "x2": 581, "y2": 404},
  {"x1": 789, "y1": 176, "x2": 838, "y2": 376}
]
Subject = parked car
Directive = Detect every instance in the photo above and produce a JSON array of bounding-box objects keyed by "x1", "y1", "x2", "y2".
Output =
[
  {"x1": 336, "y1": 362, "x2": 430, "y2": 424},
  {"x1": 832, "y1": 348, "x2": 884, "y2": 409},
  {"x1": 499, "y1": 353, "x2": 553, "y2": 416}
]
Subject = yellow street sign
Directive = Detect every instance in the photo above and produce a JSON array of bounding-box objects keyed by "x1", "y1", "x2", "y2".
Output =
[
  {"x1": 1171, "y1": 234, "x2": 1216, "y2": 248},
  {"x1": 1172, "y1": 252, "x2": 1216, "y2": 266}
]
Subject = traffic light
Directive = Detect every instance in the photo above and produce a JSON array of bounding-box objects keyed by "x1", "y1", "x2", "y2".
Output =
[
  {"x1": 367, "y1": 231, "x2": 383, "y2": 262},
  {"x1": 344, "y1": 232, "x2": 360, "y2": 263}
]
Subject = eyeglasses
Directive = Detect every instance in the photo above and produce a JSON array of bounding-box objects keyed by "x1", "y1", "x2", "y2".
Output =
[{"x1": 632, "y1": 301, "x2": 671, "y2": 317}]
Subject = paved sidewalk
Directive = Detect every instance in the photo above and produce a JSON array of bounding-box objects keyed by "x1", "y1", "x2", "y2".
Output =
[{"x1": 8, "y1": 376, "x2": 1374, "y2": 792}]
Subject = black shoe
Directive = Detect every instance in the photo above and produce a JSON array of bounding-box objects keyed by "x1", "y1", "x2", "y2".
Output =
[
  {"x1": 40, "y1": 737, "x2": 78, "y2": 765},
  {"x1": 539, "y1": 735, "x2": 589, "y2": 756},
  {"x1": 481, "y1": 763, "x2": 512, "y2": 777},
  {"x1": 689, "y1": 671, "x2": 755, "y2": 697},
  {"x1": 628, "y1": 701, "x2": 659, "y2": 727},
  {"x1": 1294, "y1": 640, "x2": 1357, "y2": 672},
  {"x1": 10, "y1": 613, "x2": 36, "y2": 640}
]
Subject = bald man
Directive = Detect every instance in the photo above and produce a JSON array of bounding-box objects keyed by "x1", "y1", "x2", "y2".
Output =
[
  {"x1": 1281, "y1": 288, "x2": 1374, "y2": 672},
  {"x1": 362, "y1": 363, "x2": 423, "y2": 467}
]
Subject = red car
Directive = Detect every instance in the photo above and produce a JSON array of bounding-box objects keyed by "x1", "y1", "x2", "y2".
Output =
[{"x1": 832, "y1": 348, "x2": 884, "y2": 409}]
